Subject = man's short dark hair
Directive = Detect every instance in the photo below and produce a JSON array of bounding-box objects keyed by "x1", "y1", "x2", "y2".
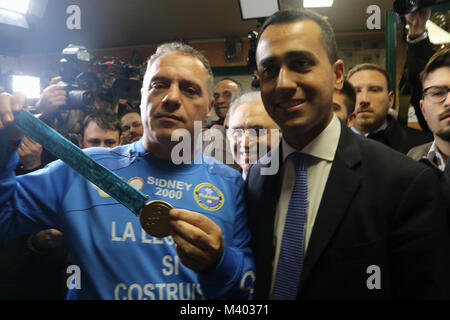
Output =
[
  {"x1": 347, "y1": 63, "x2": 391, "y2": 91},
  {"x1": 81, "y1": 110, "x2": 121, "y2": 137},
  {"x1": 339, "y1": 80, "x2": 356, "y2": 115},
  {"x1": 257, "y1": 9, "x2": 338, "y2": 64},
  {"x1": 420, "y1": 46, "x2": 450, "y2": 86}
]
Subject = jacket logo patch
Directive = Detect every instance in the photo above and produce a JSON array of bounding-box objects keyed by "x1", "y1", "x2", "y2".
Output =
[
  {"x1": 128, "y1": 177, "x2": 144, "y2": 191},
  {"x1": 193, "y1": 183, "x2": 224, "y2": 211},
  {"x1": 90, "y1": 182, "x2": 111, "y2": 198}
]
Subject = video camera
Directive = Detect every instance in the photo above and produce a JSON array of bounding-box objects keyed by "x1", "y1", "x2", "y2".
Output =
[
  {"x1": 92, "y1": 57, "x2": 142, "y2": 110},
  {"x1": 93, "y1": 57, "x2": 142, "y2": 85},
  {"x1": 59, "y1": 44, "x2": 95, "y2": 109},
  {"x1": 393, "y1": 0, "x2": 447, "y2": 15}
]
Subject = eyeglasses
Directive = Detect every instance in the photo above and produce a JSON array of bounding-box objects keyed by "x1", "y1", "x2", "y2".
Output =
[
  {"x1": 423, "y1": 86, "x2": 450, "y2": 104},
  {"x1": 226, "y1": 128, "x2": 270, "y2": 139}
]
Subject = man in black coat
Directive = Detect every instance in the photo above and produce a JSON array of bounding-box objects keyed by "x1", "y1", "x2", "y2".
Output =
[
  {"x1": 245, "y1": 9, "x2": 450, "y2": 299},
  {"x1": 347, "y1": 63, "x2": 432, "y2": 154}
]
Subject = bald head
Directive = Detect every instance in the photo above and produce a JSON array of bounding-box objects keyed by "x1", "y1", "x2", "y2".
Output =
[{"x1": 213, "y1": 79, "x2": 240, "y2": 121}]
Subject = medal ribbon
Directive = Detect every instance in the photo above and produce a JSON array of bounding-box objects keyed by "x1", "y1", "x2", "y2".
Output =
[{"x1": 13, "y1": 109, "x2": 148, "y2": 216}]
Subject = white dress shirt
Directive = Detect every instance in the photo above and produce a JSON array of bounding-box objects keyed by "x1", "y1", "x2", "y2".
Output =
[
  {"x1": 270, "y1": 114, "x2": 341, "y2": 297},
  {"x1": 427, "y1": 141, "x2": 446, "y2": 172}
]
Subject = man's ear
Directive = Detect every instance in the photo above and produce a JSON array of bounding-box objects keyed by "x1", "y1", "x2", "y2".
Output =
[
  {"x1": 419, "y1": 99, "x2": 427, "y2": 120},
  {"x1": 204, "y1": 98, "x2": 214, "y2": 123},
  {"x1": 78, "y1": 134, "x2": 83, "y2": 148},
  {"x1": 388, "y1": 90, "x2": 394, "y2": 108},
  {"x1": 333, "y1": 59, "x2": 345, "y2": 91},
  {"x1": 254, "y1": 70, "x2": 260, "y2": 81}
]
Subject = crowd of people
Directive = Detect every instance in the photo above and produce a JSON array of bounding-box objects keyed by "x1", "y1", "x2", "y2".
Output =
[{"x1": 0, "y1": 7, "x2": 449, "y2": 300}]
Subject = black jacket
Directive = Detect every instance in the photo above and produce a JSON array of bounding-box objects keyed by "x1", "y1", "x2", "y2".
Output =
[{"x1": 246, "y1": 122, "x2": 450, "y2": 299}]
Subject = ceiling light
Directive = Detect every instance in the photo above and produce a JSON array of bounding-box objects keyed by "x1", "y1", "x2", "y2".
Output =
[
  {"x1": 303, "y1": 0, "x2": 334, "y2": 8},
  {"x1": 0, "y1": 0, "x2": 30, "y2": 14},
  {"x1": 239, "y1": 0, "x2": 279, "y2": 20},
  {"x1": 0, "y1": 8, "x2": 29, "y2": 29}
]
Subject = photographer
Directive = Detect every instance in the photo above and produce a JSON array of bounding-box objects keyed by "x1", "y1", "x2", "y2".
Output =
[
  {"x1": 38, "y1": 76, "x2": 86, "y2": 139},
  {"x1": 401, "y1": 7, "x2": 436, "y2": 132}
]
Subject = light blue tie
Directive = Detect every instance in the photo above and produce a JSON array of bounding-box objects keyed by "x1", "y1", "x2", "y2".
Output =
[{"x1": 272, "y1": 152, "x2": 308, "y2": 300}]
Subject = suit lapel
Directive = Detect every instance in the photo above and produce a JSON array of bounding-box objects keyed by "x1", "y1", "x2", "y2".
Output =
[
  {"x1": 299, "y1": 125, "x2": 362, "y2": 292},
  {"x1": 248, "y1": 145, "x2": 283, "y2": 299}
]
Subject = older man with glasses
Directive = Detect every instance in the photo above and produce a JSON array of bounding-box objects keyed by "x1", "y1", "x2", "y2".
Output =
[{"x1": 226, "y1": 90, "x2": 280, "y2": 179}]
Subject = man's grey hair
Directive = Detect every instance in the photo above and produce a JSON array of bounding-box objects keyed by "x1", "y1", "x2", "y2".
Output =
[
  {"x1": 144, "y1": 42, "x2": 214, "y2": 97},
  {"x1": 228, "y1": 89, "x2": 263, "y2": 121}
]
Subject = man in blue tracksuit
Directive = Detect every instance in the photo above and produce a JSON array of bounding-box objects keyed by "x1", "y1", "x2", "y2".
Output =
[{"x1": 0, "y1": 42, "x2": 255, "y2": 300}]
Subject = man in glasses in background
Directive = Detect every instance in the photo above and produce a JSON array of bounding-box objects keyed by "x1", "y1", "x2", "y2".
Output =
[{"x1": 407, "y1": 47, "x2": 450, "y2": 171}]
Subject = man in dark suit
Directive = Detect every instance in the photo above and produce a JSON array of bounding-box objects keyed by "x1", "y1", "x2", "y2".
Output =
[
  {"x1": 246, "y1": 9, "x2": 450, "y2": 299},
  {"x1": 347, "y1": 63, "x2": 433, "y2": 154}
]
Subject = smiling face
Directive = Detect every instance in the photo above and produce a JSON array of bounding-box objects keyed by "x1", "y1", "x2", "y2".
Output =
[
  {"x1": 227, "y1": 100, "x2": 280, "y2": 174},
  {"x1": 120, "y1": 112, "x2": 143, "y2": 144},
  {"x1": 348, "y1": 69, "x2": 393, "y2": 135},
  {"x1": 421, "y1": 66, "x2": 450, "y2": 142},
  {"x1": 213, "y1": 80, "x2": 240, "y2": 120},
  {"x1": 256, "y1": 19, "x2": 343, "y2": 147},
  {"x1": 140, "y1": 52, "x2": 213, "y2": 156}
]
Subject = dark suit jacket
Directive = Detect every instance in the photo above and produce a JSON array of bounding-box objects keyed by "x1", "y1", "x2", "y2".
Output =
[
  {"x1": 246, "y1": 122, "x2": 450, "y2": 299},
  {"x1": 368, "y1": 116, "x2": 433, "y2": 154}
]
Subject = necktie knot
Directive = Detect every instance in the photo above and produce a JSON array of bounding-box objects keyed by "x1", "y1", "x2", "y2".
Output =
[{"x1": 288, "y1": 152, "x2": 308, "y2": 171}]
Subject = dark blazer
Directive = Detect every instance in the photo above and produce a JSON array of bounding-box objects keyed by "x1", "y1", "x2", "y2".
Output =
[
  {"x1": 368, "y1": 116, "x2": 433, "y2": 154},
  {"x1": 246, "y1": 122, "x2": 450, "y2": 299}
]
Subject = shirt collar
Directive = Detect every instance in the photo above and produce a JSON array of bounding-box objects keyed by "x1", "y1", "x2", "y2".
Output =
[
  {"x1": 373, "y1": 119, "x2": 388, "y2": 133},
  {"x1": 427, "y1": 141, "x2": 446, "y2": 171},
  {"x1": 351, "y1": 119, "x2": 388, "y2": 137},
  {"x1": 351, "y1": 126, "x2": 367, "y2": 136},
  {"x1": 282, "y1": 113, "x2": 341, "y2": 162},
  {"x1": 134, "y1": 138, "x2": 147, "y2": 155}
]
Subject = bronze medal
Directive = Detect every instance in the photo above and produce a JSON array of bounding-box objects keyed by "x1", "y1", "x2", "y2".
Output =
[{"x1": 140, "y1": 200, "x2": 173, "y2": 237}]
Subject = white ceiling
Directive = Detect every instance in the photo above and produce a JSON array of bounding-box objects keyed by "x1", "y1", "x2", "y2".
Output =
[{"x1": 0, "y1": 0, "x2": 402, "y2": 55}]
